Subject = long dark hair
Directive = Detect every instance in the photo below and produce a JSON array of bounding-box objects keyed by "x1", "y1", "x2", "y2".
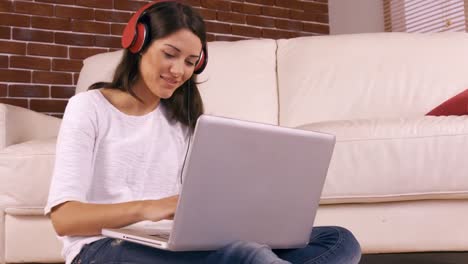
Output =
[{"x1": 89, "y1": 2, "x2": 206, "y2": 130}]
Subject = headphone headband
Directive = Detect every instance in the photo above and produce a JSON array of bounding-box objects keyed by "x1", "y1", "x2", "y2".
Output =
[{"x1": 121, "y1": 0, "x2": 208, "y2": 74}]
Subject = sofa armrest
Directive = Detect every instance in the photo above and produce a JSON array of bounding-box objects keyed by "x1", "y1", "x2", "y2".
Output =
[{"x1": 0, "y1": 103, "x2": 62, "y2": 149}]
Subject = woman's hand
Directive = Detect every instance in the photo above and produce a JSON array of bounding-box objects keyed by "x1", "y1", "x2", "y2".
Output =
[
  {"x1": 140, "y1": 195, "x2": 179, "y2": 221},
  {"x1": 50, "y1": 195, "x2": 180, "y2": 236}
]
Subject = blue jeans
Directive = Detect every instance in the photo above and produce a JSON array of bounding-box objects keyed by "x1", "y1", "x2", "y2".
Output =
[{"x1": 72, "y1": 226, "x2": 361, "y2": 264}]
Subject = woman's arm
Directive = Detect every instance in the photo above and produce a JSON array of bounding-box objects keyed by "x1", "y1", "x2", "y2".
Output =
[{"x1": 50, "y1": 195, "x2": 178, "y2": 236}]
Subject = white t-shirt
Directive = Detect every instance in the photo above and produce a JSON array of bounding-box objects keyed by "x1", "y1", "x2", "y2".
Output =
[{"x1": 45, "y1": 89, "x2": 189, "y2": 264}]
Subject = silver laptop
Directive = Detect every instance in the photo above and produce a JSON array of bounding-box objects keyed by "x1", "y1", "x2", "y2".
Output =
[{"x1": 102, "y1": 114, "x2": 335, "y2": 251}]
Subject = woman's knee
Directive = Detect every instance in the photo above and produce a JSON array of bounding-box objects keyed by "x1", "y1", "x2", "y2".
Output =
[
  {"x1": 210, "y1": 241, "x2": 289, "y2": 264},
  {"x1": 311, "y1": 226, "x2": 362, "y2": 263},
  {"x1": 221, "y1": 241, "x2": 270, "y2": 258}
]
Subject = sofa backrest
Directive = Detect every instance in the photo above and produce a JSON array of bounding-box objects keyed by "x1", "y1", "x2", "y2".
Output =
[
  {"x1": 75, "y1": 39, "x2": 279, "y2": 125},
  {"x1": 277, "y1": 32, "x2": 468, "y2": 127}
]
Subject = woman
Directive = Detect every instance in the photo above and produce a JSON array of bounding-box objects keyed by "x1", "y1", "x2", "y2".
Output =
[{"x1": 46, "y1": 1, "x2": 361, "y2": 263}]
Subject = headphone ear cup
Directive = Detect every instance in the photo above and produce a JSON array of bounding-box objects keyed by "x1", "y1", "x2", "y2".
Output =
[
  {"x1": 122, "y1": 1, "x2": 161, "y2": 51},
  {"x1": 194, "y1": 46, "x2": 208, "y2": 74},
  {"x1": 129, "y1": 23, "x2": 148, "y2": 54}
]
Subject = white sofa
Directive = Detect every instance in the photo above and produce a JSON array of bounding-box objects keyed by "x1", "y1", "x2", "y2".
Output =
[{"x1": 1, "y1": 32, "x2": 468, "y2": 263}]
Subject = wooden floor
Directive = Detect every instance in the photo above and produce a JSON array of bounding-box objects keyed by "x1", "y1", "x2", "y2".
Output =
[{"x1": 361, "y1": 252, "x2": 468, "y2": 264}]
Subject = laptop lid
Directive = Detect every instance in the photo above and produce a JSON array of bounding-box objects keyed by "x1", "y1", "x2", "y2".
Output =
[{"x1": 167, "y1": 114, "x2": 335, "y2": 251}]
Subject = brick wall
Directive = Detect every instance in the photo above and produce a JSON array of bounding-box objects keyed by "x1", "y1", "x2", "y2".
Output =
[{"x1": 0, "y1": 0, "x2": 329, "y2": 116}]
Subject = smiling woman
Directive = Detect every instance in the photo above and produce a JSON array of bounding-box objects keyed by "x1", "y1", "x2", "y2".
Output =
[
  {"x1": 87, "y1": 1, "x2": 207, "y2": 129},
  {"x1": 44, "y1": 1, "x2": 361, "y2": 264}
]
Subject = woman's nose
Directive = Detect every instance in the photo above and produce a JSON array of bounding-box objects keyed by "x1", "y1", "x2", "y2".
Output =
[{"x1": 170, "y1": 61, "x2": 183, "y2": 77}]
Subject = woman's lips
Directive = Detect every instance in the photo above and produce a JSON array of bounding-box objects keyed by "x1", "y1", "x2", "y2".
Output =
[{"x1": 161, "y1": 76, "x2": 179, "y2": 86}]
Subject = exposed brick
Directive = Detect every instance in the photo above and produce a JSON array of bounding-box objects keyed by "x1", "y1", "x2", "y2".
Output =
[
  {"x1": 0, "y1": 26, "x2": 11, "y2": 39},
  {"x1": 0, "y1": 1, "x2": 13, "y2": 12},
  {"x1": 10, "y1": 56, "x2": 51, "y2": 70},
  {"x1": 193, "y1": 7, "x2": 217, "y2": 20},
  {"x1": 288, "y1": 30, "x2": 303, "y2": 38},
  {"x1": 94, "y1": 10, "x2": 133, "y2": 23},
  {"x1": 0, "y1": 98, "x2": 28, "y2": 108},
  {"x1": 72, "y1": 20, "x2": 110, "y2": 34},
  {"x1": 33, "y1": 71, "x2": 73, "y2": 85},
  {"x1": 28, "y1": 43, "x2": 68, "y2": 58},
  {"x1": 55, "y1": 6, "x2": 94, "y2": 20},
  {"x1": 111, "y1": 24, "x2": 126, "y2": 36},
  {"x1": 246, "y1": 15, "x2": 275, "y2": 28},
  {"x1": 303, "y1": 1, "x2": 328, "y2": 13},
  {"x1": 9, "y1": 84, "x2": 49, "y2": 97},
  {"x1": 231, "y1": 25, "x2": 261, "y2": 37},
  {"x1": 52, "y1": 59, "x2": 83, "y2": 72},
  {"x1": 31, "y1": 16, "x2": 72, "y2": 31},
  {"x1": 215, "y1": 34, "x2": 248, "y2": 41},
  {"x1": 206, "y1": 33, "x2": 215, "y2": 42},
  {"x1": 76, "y1": 0, "x2": 114, "y2": 9},
  {"x1": 205, "y1": 21, "x2": 231, "y2": 34},
  {"x1": 95, "y1": 35, "x2": 121, "y2": 48},
  {"x1": 262, "y1": 6, "x2": 289, "y2": 18},
  {"x1": 303, "y1": 22, "x2": 329, "y2": 34},
  {"x1": 0, "y1": 83, "x2": 7, "y2": 97},
  {"x1": 246, "y1": 0, "x2": 275, "y2": 5},
  {"x1": 290, "y1": 10, "x2": 329, "y2": 24},
  {"x1": 73, "y1": 72, "x2": 79, "y2": 85},
  {"x1": 0, "y1": 69, "x2": 31, "y2": 82},
  {"x1": 241, "y1": 3, "x2": 262, "y2": 15},
  {"x1": 55, "y1": 32, "x2": 95, "y2": 46},
  {"x1": 15, "y1": 1, "x2": 54, "y2": 16},
  {"x1": 13, "y1": 28, "x2": 54, "y2": 42},
  {"x1": 201, "y1": 0, "x2": 231, "y2": 11},
  {"x1": 0, "y1": 55, "x2": 7, "y2": 68},
  {"x1": 289, "y1": 9, "x2": 303, "y2": 20},
  {"x1": 275, "y1": 0, "x2": 303, "y2": 10},
  {"x1": 36, "y1": 0, "x2": 75, "y2": 4},
  {"x1": 0, "y1": 13, "x2": 30, "y2": 27},
  {"x1": 231, "y1": 2, "x2": 243, "y2": 13},
  {"x1": 114, "y1": 0, "x2": 146, "y2": 11},
  {"x1": 262, "y1": 28, "x2": 298, "y2": 39},
  {"x1": 275, "y1": 19, "x2": 303, "y2": 31},
  {"x1": 69, "y1": 47, "x2": 107, "y2": 60},
  {"x1": 217, "y1": 11, "x2": 245, "y2": 24},
  {"x1": 51, "y1": 86, "x2": 76, "y2": 98},
  {"x1": 30, "y1": 99, "x2": 68, "y2": 112},
  {"x1": 0, "y1": 40, "x2": 26, "y2": 55}
]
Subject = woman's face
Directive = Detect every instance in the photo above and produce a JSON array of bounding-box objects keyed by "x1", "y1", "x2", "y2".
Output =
[{"x1": 139, "y1": 28, "x2": 203, "y2": 99}]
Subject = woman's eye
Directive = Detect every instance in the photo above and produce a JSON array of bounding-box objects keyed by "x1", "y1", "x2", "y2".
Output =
[
  {"x1": 185, "y1": 61, "x2": 195, "y2": 66},
  {"x1": 164, "y1": 52, "x2": 175, "y2": 58}
]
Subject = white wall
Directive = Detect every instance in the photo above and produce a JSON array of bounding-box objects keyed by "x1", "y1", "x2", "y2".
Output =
[{"x1": 329, "y1": 0, "x2": 385, "y2": 35}]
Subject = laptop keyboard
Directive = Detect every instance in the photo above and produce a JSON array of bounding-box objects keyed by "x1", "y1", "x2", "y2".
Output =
[{"x1": 148, "y1": 230, "x2": 170, "y2": 240}]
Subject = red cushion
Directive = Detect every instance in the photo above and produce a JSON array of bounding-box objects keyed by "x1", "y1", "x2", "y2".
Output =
[{"x1": 426, "y1": 89, "x2": 468, "y2": 116}]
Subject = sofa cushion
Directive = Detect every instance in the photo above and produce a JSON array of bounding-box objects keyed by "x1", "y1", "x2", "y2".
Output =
[
  {"x1": 196, "y1": 39, "x2": 278, "y2": 125},
  {"x1": 298, "y1": 116, "x2": 468, "y2": 204},
  {"x1": 75, "y1": 49, "x2": 124, "y2": 95},
  {"x1": 4, "y1": 213, "x2": 62, "y2": 262},
  {"x1": 427, "y1": 89, "x2": 468, "y2": 116},
  {"x1": 315, "y1": 200, "x2": 468, "y2": 253},
  {"x1": 75, "y1": 39, "x2": 279, "y2": 125},
  {"x1": 0, "y1": 138, "x2": 56, "y2": 207},
  {"x1": 277, "y1": 33, "x2": 468, "y2": 127}
]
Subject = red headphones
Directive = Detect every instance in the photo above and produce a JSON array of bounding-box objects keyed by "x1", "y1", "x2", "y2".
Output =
[{"x1": 121, "y1": 0, "x2": 208, "y2": 74}]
